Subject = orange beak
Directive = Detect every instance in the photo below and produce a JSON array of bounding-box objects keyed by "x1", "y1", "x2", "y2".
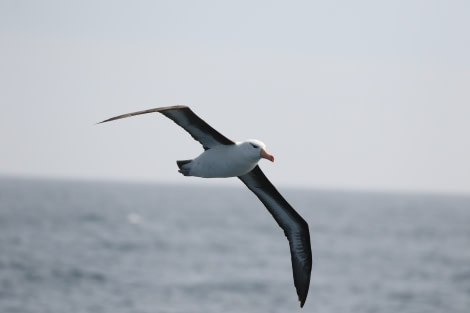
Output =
[{"x1": 260, "y1": 148, "x2": 275, "y2": 162}]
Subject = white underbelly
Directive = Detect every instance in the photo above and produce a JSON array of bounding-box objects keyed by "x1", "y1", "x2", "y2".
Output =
[{"x1": 189, "y1": 146, "x2": 258, "y2": 178}]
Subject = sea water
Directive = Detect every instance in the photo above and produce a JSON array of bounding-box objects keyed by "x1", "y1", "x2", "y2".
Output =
[{"x1": 0, "y1": 177, "x2": 469, "y2": 313}]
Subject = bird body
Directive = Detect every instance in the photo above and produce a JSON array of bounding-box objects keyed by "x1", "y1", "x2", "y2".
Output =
[{"x1": 178, "y1": 140, "x2": 273, "y2": 178}]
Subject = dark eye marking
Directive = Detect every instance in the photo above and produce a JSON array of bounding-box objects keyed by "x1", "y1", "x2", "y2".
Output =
[{"x1": 250, "y1": 143, "x2": 259, "y2": 149}]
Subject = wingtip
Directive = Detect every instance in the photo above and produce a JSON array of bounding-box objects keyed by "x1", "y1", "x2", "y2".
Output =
[
  {"x1": 296, "y1": 274, "x2": 310, "y2": 308},
  {"x1": 299, "y1": 297, "x2": 306, "y2": 308},
  {"x1": 96, "y1": 116, "x2": 126, "y2": 124},
  {"x1": 97, "y1": 117, "x2": 118, "y2": 124}
]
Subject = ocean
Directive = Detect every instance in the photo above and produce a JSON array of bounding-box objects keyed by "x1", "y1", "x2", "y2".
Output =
[{"x1": 0, "y1": 177, "x2": 469, "y2": 313}]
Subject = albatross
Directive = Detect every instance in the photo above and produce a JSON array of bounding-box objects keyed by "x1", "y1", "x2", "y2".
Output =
[{"x1": 98, "y1": 105, "x2": 312, "y2": 307}]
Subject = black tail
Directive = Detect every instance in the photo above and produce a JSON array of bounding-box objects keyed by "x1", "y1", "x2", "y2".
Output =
[{"x1": 176, "y1": 160, "x2": 192, "y2": 176}]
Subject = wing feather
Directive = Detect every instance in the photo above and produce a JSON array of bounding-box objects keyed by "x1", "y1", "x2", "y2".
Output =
[
  {"x1": 239, "y1": 166, "x2": 312, "y2": 307},
  {"x1": 98, "y1": 105, "x2": 234, "y2": 149}
]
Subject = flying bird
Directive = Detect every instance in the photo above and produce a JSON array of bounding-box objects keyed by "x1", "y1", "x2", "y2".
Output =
[{"x1": 98, "y1": 105, "x2": 312, "y2": 307}]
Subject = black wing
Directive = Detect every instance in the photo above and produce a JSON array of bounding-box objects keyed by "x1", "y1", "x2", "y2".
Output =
[
  {"x1": 98, "y1": 105, "x2": 235, "y2": 149},
  {"x1": 238, "y1": 166, "x2": 312, "y2": 307}
]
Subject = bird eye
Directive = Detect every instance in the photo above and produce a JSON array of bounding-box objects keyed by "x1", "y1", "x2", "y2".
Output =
[{"x1": 250, "y1": 143, "x2": 259, "y2": 149}]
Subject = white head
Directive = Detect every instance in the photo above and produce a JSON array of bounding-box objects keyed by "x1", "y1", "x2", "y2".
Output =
[{"x1": 240, "y1": 139, "x2": 275, "y2": 162}]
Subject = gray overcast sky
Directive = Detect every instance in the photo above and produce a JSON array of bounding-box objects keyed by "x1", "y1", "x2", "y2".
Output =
[{"x1": 1, "y1": 0, "x2": 469, "y2": 194}]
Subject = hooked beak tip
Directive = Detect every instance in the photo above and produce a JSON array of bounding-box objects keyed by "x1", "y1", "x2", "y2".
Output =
[{"x1": 261, "y1": 149, "x2": 275, "y2": 162}]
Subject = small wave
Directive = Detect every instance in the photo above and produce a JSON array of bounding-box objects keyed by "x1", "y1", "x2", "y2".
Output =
[{"x1": 51, "y1": 267, "x2": 107, "y2": 284}]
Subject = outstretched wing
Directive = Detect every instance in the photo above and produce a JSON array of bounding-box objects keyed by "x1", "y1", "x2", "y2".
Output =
[
  {"x1": 98, "y1": 105, "x2": 235, "y2": 149},
  {"x1": 238, "y1": 166, "x2": 312, "y2": 307}
]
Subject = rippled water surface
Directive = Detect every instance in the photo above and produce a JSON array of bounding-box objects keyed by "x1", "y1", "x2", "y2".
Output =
[{"x1": 1, "y1": 177, "x2": 469, "y2": 312}]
